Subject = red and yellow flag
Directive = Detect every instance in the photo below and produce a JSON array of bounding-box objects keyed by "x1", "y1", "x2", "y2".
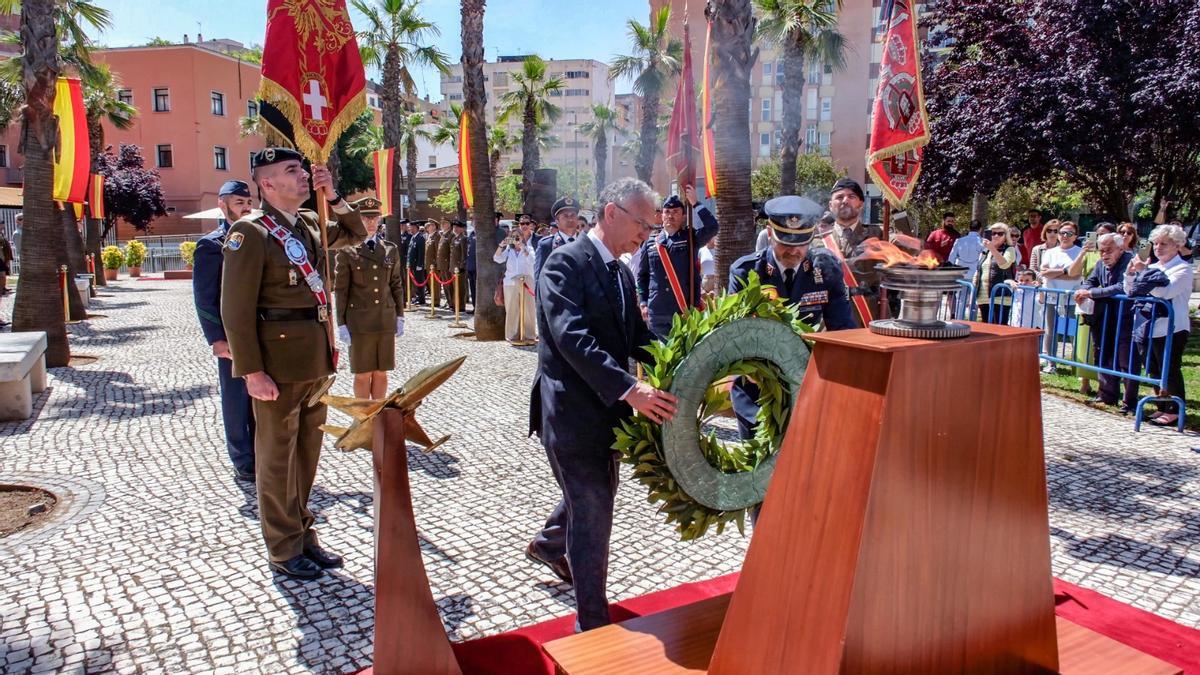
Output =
[
  {"x1": 52, "y1": 77, "x2": 89, "y2": 204},
  {"x1": 866, "y1": 0, "x2": 930, "y2": 208},
  {"x1": 88, "y1": 174, "x2": 106, "y2": 220},
  {"x1": 372, "y1": 148, "x2": 394, "y2": 217},
  {"x1": 666, "y1": 24, "x2": 699, "y2": 192},
  {"x1": 259, "y1": 0, "x2": 367, "y2": 162},
  {"x1": 701, "y1": 21, "x2": 717, "y2": 198},
  {"x1": 458, "y1": 111, "x2": 474, "y2": 208}
]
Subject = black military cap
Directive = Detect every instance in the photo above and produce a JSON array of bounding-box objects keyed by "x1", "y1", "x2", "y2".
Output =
[
  {"x1": 251, "y1": 147, "x2": 304, "y2": 170},
  {"x1": 398, "y1": 218, "x2": 410, "y2": 225},
  {"x1": 351, "y1": 196, "x2": 383, "y2": 216},
  {"x1": 452, "y1": 220, "x2": 466, "y2": 229},
  {"x1": 662, "y1": 195, "x2": 684, "y2": 210},
  {"x1": 218, "y1": 180, "x2": 251, "y2": 198},
  {"x1": 764, "y1": 195, "x2": 823, "y2": 246},
  {"x1": 831, "y1": 177, "x2": 865, "y2": 201},
  {"x1": 552, "y1": 196, "x2": 579, "y2": 217}
]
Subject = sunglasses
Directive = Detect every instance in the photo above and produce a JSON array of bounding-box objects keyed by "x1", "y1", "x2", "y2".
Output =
[
  {"x1": 1060, "y1": 230, "x2": 1077, "y2": 236},
  {"x1": 989, "y1": 231, "x2": 1007, "y2": 237},
  {"x1": 1046, "y1": 229, "x2": 1060, "y2": 234}
]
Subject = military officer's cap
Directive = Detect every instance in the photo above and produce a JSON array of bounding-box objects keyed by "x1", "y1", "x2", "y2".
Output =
[
  {"x1": 351, "y1": 196, "x2": 383, "y2": 216},
  {"x1": 451, "y1": 220, "x2": 467, "y2": 229},
  {"x1": 830, "y1": 177, "x2": 865, "y2": 201},
  {"x1": 218, "y1": 180, "x2": 252, "y2": 198},
  {"x1": 398, "y1": 218, "x2": 410, "y2": 225},
  {"x1": 764, "y1": 195, "x2": 823, "y2": 246},
  {"x1": 662, "y1": 195, "x2": 684, "y2": 210},
  {"x1": 552, "y1": 196, "x2": 579, "y2": 217},
  {"x1": 251, "y1": 147, "x2": 304, "y2": 170}
]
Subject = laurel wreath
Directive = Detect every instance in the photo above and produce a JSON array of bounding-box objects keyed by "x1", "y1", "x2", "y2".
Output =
[{"x1": 613, "y1": 272, "x2": 814, "y2": 541}]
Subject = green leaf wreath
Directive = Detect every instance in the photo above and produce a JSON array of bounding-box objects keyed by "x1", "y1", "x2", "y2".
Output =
[{"x1": 613, "y1": 272, "x2": 814, "y2": 540}]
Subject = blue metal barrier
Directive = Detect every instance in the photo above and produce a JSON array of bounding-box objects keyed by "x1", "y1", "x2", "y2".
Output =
[{"x1": 987, "y1": 283, "x2": 1186, "y2": 432}]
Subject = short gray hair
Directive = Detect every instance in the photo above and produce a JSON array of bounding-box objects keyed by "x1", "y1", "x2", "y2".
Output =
[
  {"x1": 1097, "y1": 233, "x2": 1122, "y2": 247},
  {"x1": 597, "y1": 178, "x2": 657, "y2": 223},
  {"x1": 1149, "y1": 224, "x2": 1186, "y2": 247}
]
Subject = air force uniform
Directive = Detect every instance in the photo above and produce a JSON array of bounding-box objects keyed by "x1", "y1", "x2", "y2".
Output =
[
  {"x1": 637, "y1": 194, "x2": 720, "y2": 337},
  {"x1": 534, "y1": 198, "x2": 581, "y2": 280}
]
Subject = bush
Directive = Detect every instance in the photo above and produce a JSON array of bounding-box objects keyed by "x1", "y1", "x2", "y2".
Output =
[
  {"x1": 179, "y1": 241, "x2": 197, "y2": 266},
  {"x1": 124, "y1": 240, "x2": 147, "y2": 267},
  {"x1": 101, "y1": 245, "x2": 124, "y2": 270}
]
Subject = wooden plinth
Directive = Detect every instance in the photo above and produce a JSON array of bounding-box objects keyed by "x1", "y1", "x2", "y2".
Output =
[
  {"x1": 544, "y1": 324, "x2": 1179, "y2": 674},
  {"x1": 372, "y1": 409, "x2": 461, "y2": 675}
]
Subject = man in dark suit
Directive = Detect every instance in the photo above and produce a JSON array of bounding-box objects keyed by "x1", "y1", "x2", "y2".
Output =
[
  {"x1": 405, "y1": 221, "x2": 426, "y2": 305},
  {"x1": 1076, "y1": 232, "x2": 1137, "y2": 411},
  {"x1": 193, "y1": 180, "x2": 257, "y2": 482},
  {"x1": 527, "y1": 178, "x2": 679, "y2": 632}
]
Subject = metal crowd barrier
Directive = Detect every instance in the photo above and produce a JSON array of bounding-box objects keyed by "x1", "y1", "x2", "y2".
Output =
[{"x1": 987, "y1": 283, "x2": 1185, "y2": 431}]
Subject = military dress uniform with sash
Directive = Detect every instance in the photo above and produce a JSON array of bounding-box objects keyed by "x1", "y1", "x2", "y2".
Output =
[
  {"x1": 334, "y1": 233, "x2": 404, "y2": 373},
  {"x1": 636, "y1": 194, "x2": 721, "y2": 338},
  {"x1": 220, "y1": 149, "x2": 366, "y2": 567}
]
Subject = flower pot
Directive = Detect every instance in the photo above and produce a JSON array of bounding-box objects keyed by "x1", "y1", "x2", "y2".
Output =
[
  {"x1": 186, "y1": 263, "x2": 194, "y2": 271},
  {"x1": 128, "y1": 266, "x2": 141, "y2": 278},
  {"x1": 104, "y1": 268, "x2": 118, "y2": 281}
]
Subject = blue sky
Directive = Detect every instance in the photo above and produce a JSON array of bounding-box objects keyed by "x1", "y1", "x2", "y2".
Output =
[{"x1": 90, "y1": 0, "x2": 652, "y2": 99}]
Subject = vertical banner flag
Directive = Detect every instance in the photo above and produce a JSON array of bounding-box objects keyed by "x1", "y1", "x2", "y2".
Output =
[
  {"x1": 866, "y1": 0, "x2": 930, "y2": 207},
  {"x1": 458, "y1": 111, "x2": 474, "y2": 208},
  {"x1": 259, "y1": 0, "x2": 367, "y2": 163},
  {"x1": 372, "y1": 148, "x2": 395, "y2": 217},
  {"x1": 665, "y1": 24, "x2": 699, "y2": 192},
  {"x1": 701, "y1": 20, "x2": 718, "y2": 198},
  {"x1": 88, "y1": 174, "x2": 106, "y2": 220},
  {"x1": 53, "y1": 77, "x2": 89, "y2": 204}
]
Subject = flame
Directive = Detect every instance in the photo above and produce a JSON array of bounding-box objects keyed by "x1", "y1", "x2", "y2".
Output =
[
  {"x1": 914, "y1": 250, "x2": 941, "y2": 269},
  {"x1": 854, "y1": 236, "x2": 943, "y2": 269}
]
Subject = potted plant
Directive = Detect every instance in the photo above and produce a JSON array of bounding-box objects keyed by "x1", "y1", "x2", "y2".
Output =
[
  {"x1": 101, "y1": 245, "x2": 123, "y2": 281},
  {"x1": 124, "y1": 240, "x2": 147, "y2": 278},
  {"x1": 179, "y1": 241, "x2": 197, "y2": 270}
]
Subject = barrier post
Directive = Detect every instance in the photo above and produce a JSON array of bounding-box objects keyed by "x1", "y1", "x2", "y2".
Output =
[{"x1": 448, "y1": 273, "x2": 468, "y2": 329}]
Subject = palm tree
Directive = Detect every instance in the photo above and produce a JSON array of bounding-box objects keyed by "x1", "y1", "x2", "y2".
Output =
[
  {"x1": 707, "y1": 0, "x2": 757, "y2": 283},
  {"x1": 460, "y1": 0, "x2": 503, "y2": 341},
  {"x1": 755, "y1": 0, "x2": 846, "y2": 195},
  {"x1": 355, "y1": 0, "x2": 449, "y2": 240},
  {"x1": 486, "y1": 126, "x2": 517, "y2": 193},
  {"x1": 496, "y1": 55, "x2": 563, "y2": 214},
  {"x1": 578, "y1": 104, "x2": 618, "y2": 199},
  {"x1": 609, "y1": 6, "x2": 682, "y2": 189},
  {"x1": 83, "y1": 63, "x2": 136, "y2": 288}
]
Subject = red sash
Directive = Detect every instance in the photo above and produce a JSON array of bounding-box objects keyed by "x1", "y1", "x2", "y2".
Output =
[
  {"x1": 819, "y1": 230, "x2": 874, "y2": 327},
  {"x1": 656, "y1": 234, "x2": 704, "y2": 312},
  {"x1": 261, "y1": 214, "x2": 338, "y2": 367}
]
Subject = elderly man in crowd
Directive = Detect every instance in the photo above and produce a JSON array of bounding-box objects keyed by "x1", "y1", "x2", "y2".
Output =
[{"x1": 1075, "y1": 233, "x2": 1137, "y2": 412}]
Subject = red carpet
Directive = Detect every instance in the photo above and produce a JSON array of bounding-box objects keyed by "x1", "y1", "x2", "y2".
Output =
[{"x1": 357, "y1": 574, "x2": 1200, "y2": 674}]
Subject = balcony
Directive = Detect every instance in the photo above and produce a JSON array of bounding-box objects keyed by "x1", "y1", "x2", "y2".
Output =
[{"x1": 4, "y1": 167, "x2": 22, "y2": 185}]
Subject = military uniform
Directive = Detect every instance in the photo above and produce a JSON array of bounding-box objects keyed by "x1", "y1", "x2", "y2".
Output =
[
  {"x1": 220, "y1": 148, "x2": 366, "y2": 570},
  {"x1": 810, "y1": 178, "x2": 885, "y2": 323},
  {"x1": 407, "y1": 227, "x2": 427, "y2": 305},
  {"x1": 636, "y1": 194, "x2": 721, "y2": 338},
  {"x1": 435, "y1": 223, "x2": 454, "y2": 308},
  {"x1": 394, "y1": 218, "x2": 411, "y2": 294},
  {"x1": 534, "y1": 198, "x2": 580, "y2": 280},
  {"x1": 425, "y1": 224, "x2": 442, "y2": 308},
  {"x1": 448, "y1": 222, "x2": 469, "y2": 311},
  {"x1": 334, "y1": 197, "x2": 404, "y2": 374}
]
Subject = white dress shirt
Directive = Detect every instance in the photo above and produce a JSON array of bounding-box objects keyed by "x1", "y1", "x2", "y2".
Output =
[
  {"x1": 1125, "y1": 253, "x2": 1193, "y2": 337},
  {"x1": 493, "y1": 240, "x2": 534, "y2": 284}
]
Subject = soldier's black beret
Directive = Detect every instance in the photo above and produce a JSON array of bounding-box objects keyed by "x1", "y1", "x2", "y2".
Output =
[
  {"x1": 830, "y1": 177, "x2": 864, "y2": 201},
  {"x1": 764, "y1": 195, "x2": 823, "y2": 246},
  {"x1": 251, "y1": 147, "x2": 304, "y2": 170}
]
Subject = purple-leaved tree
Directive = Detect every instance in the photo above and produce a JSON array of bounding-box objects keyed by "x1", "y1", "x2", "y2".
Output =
[{"x1": 96, "y1": 144, "x2": 168, "y2": 237}]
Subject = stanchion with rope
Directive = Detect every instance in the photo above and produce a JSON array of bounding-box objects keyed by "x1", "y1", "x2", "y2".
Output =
[
  {"x1": 405, "y1": 268, "x2": 413, "y2": 310},
  {"x1": 407, "y1": 269, "x2": 429, "y2": 314},
  {"x1": 511, "y1": 275, "x2": 536, "y2": 346},
  {"x1": 448, "y1": 272, "x2": 468, "y2": 328},
  {"x1": 427, "y1": 270, "x2": 456, "y2": 318}
]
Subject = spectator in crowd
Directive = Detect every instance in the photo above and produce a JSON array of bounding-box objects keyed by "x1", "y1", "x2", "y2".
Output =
[
  {"x1": 755, "y1": 223, "x2": 770, "y2": 252},
  {"x1": 1126, "y1": 224, "x2": 1193, "y2": 427},
  {"x1": 1019, "y1": 209, "x2": 1043, "y2": 267},
  {"x1": 948, "y1": 219, "x2": 985, "y2": 281},
  {"x1": 975, "y1": 223, "x2": 1017, "y2": 324},
  {"x1": 1155, "y1": 197, "x2": 1195, "y2": 261},
  {"x1": 1076, "y1": 233, "x2": 1137, "y2": 412},
  {"x1": 493, "y1": 217, "x2": 537, "y2": 343},
  {"x1": 1067, "y1": 223, "x2": 1117, "y2": 396},
  {"x1": 1028, "y1": 219, "x2": 1061, "y2": 274},
  {"x1": 1007, "y1": 269, "x2": 1042, "y2": 328},
  {"x1": 1039, "y1": 221, "x2": 1084, "y2": 373},
  {"x1": 1009, "y1": 225, "x2": 1026, "y2": 268},
  {"x1": 924, "y1": 212, "x2": 960, "y2": 263},
  {"x1": 699, "y1": 238, "x2": 717, "y2": 299},
  {"x1": 1116, "y1": 222, "x2": 1140, "y2": 252}
]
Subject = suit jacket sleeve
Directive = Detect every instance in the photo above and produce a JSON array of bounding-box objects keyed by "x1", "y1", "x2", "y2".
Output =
[
  {"x1": 390, "y1": 245, "x2": 406, "y2": 316},
  {"x1": 334, "y1": 249, "x2": 351, "y2": 327},
  {"x1": 192, "y1": 237, "x2": 227, "y2": 345},
  {"x1": 534, "y1": 237, "x2": 549, "y2": 280},
  {"x1": 693, "y1": 206, "x2": 720, "y2": 246},
  {"x1": 1087, "y1": 254, "x2": 1130, "y2": 298},
  {"x1": 326, "y1": 203, "x2": 366, "y2": 250},
  {"x1": 540, "y1": 253, "x2": 638, "y2": 407},
  {"x1": 220, "y1": 221, "x2": 266, "y2": 377}
]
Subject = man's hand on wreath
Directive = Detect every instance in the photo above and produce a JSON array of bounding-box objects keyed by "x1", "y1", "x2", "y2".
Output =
[{"x1": 625, "y1": 382, "x2": 678, "y2": 424}]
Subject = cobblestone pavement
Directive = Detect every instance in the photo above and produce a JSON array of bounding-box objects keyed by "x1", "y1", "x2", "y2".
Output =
[{"x1": 1, "y1": 280, "x2": 1198, "y2": 674}]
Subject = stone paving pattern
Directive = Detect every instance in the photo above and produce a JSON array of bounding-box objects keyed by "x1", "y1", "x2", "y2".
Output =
[{"x1": 0, "y1": 280, "x2": 1198, "y2": 674}]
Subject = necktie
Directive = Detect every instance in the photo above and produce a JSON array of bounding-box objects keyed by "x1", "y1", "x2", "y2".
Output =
[
  {"x1": 367, "y1": 239, "x2": 376, "y2": 252},
  {"x1": 607, "y1": 260, "x2": 625, "y2": 318},
  {"x1": 784, "y1": 268, "x2": 796, "y2": 295}
]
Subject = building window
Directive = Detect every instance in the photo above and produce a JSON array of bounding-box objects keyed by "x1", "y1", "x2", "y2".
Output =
[
  {"x1": 444, "y1": 75, "x2": 462, "y2": 84},
  {"x1": 763, "y1": 61, "x2": 773, "y2": 77},
  {"x1": 773, "y1": 130, "x2": 782, "y2": 149},
  {"x1": 761, "y1": 99, "x2": 771, "y2": 122},
  {"x1": 759, "y1": 132, "x2": 771, "y2": 157},
  {"x1": 806, "y1": 124, "x2": 818, "y2": 147},
  {"x1": 819, "y1": 131, "x2": 831, "y2": 154},
  {"x1": 565, "y1": 70, "x2": 590, "y2": 79},
  {"x1": 448, "y1": 93, "x2": 463, "y2": 101},
  {"x1": 153, "y1": 88, "x2": 170, "y2": 112},
  {"x1": 428, "y1": 155, "x2": 437, "y2": 168},
  {"x1": 0, "y1": 145, "x2": 7, "y2": 168},
  {"x1": 156, "y1": 144, "x2": 173, "y2": 168},
  {"x1": 775, "y1": 70, "x2": 785, "y2": 86},
  {"x1": 564, "y1": 88, "x2": 589, "y2": 97},
  {"x1": 247, "y1": 100, "x2": 258, "y2": 118},
  {"x1": 214, "y1": 146, "x2": 227, "y2": 171},
  {"x1": 416, "y1": 189, "x2": 429, "y2": 202},
  {"x1": 807, "y1": 89, "x2": 818, "y2": 119},
  {"x1": 820, "y1": 97, "x2": 832, "y2": 121},
  {"x1": 210, "y1": 91, "x2": 225, "y2": 116},
  {"x1": 118, "y1": 89, "x2": 133, "y2": 105},
  {"x1": 808, "y1": 60, "x2": 821, "y2": 85}
]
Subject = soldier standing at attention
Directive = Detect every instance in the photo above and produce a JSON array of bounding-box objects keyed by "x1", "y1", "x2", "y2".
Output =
[
  {"x1": 220, "y1": 148, "x2": 366, "y2": 580},
  {"x1": 193, "y1": 180, "x2": 257, "y2": 482},
  {"x1": 394, "y1": 218, "x2": 411, "y2": 289},
  {"x1": 406, "y1": 220, "x2": 426, "y2": 306},
  {"x1": 424, "y1": 219, "x2": 442, "y2": 309},
  {"x1": 636, "y1": 186, "x2": 720, "y2": 338},
  {"x1": 435, "y1": 218, "x2": 454, "y2": 308},
  {"x1": 448, "y1": 220, "x2": 469, "y2": 312},
  {"x1": 534, "y1": 197, "x2": 582, "y2": 280},
  {"x1": 334, "y1": 197, "x2": 405, "y2": 401}
]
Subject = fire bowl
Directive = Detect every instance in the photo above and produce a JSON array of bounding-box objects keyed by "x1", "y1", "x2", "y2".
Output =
[{"x1": 868, "y1": 263, "x2": 971, "y2": 339}]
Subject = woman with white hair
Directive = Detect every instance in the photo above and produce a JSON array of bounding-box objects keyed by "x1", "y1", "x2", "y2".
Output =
[
  {"x1": 975, "y1": 223, "x2": 1017, "y2": 324},
  {"x1": 1125, "y1": 224, "x2": 1193, "y2": 426}
]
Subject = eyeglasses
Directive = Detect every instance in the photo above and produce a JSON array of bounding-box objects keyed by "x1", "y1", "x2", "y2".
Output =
[
  {"x1": 989, "y1": 231, "x2": 1006, "y2": 237},
  {"x1": 613, "y1": 202, "x2": 655, "y2": 231},
  {"x1": 1060, "y1": 230, "x2": 1077, "y2": 236}
]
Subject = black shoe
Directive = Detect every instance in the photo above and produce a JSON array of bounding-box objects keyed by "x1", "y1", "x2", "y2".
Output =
[
  {"x1": 525, "y1": 542, "x2": 572, "y2": 584},
  {"x1": 270, "y1": 554, "x2": 324, "y2": 579},
  {"x1": 303, "y1": 543, "x2": 344, "y2": 569},
  {"x1": 234, "y1": 468, "x2": 256, "y2": 482},
  {"x1": 1117, "y1": 404, "x2": 1133, "y2": 415}
]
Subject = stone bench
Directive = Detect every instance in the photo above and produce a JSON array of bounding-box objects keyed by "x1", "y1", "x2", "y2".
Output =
[{"x1": 0, "y1": 331, "x2": 48, "y2": 420}]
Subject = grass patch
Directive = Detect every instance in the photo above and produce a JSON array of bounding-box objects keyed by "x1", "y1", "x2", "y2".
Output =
[{"x1": 1040, "y1": 318, "x2": 1199, "y2": 431}]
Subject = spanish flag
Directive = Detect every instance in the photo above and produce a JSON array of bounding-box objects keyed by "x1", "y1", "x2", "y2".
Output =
[
  {"x1": 372, "y1": 148, "x2": 394, "y2": 217},
  {"x1": 53, "y1": 77, "x2": 89, "y2": 205},
  {"x1": 458, "y1": 111, "x2": 474, "y2": 208},
  {"x1": 88, "y1": 174, "x2": 106, "y2": 220},
  {"x1": 701, "y1": 21, "x2": 717, "y2": 197}
]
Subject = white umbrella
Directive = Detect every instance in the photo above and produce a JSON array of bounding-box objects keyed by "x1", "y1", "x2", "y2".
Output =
[{"x1": 183, "y1": 208, "x2": 262, "y2": 220}]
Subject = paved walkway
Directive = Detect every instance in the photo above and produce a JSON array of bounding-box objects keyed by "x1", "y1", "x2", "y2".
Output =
[{"x1": 0, "y1": 279, "x2": 1198, "y2": 674}]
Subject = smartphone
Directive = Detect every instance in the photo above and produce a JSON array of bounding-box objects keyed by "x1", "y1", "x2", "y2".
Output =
[
  {"x1": 1086, "y1": 231, "x2": 1098, "y2": 247},
  {"x1": 1138, "y1": 240, "x2": 1152, "y2": 260}
]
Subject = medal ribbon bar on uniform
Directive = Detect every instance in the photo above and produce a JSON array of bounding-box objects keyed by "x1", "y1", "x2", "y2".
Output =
[{"x1": 819, "y1": 231, "x2": 874, "y2": 327}]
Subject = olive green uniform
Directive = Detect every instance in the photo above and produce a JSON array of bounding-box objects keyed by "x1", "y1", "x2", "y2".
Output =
[
  {"x1": 334, "y1": 238, "x2": 405, "y2": 373},
  {"x1": 448, "y1": 230, "x2": 469, "y2": 311},
  {"x1": 425, "y1": 229, "x2": 442, "y2": 308},
  {"x1": 435, "y1": 226, "x2": 453, "y2": 308},
  {"x1": 220, "y1": 200, "x2": 365, "y2": 562}
]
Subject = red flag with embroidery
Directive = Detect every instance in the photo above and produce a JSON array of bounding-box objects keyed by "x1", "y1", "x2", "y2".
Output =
[
  {"x1": 665, "y1": 23, "x2": 699, "y2": 191},
  {"x1": 259, "y1": 0, "x2": 367, "y2": 162},
  {"x1": 866, "y1": 0, "x2": 930, "y2": 208}
]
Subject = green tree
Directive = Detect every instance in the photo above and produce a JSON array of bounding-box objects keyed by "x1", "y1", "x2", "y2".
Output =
[
  {"x1": 144, "y1": 36, "x2": 172, "y2": 46},
  {"x1": 754, "y1": 0, "x2": 846, "y2": 195},
  {"x1": 549, "y1": 164, "x2": 597, "y2": 206},
  {"x1": 577, "y1": 104, "x2": 618, "y2": 199},
  {"x1": 609, "y1": 6, "x2": 682, "y2": 187},
  {"x1": 486, "y1": 126, "x2": 517, "y2": 194},
  {"x1": 335, "y1": 112, "x2": 379, "y2": 197},
  {"x1": 495, "y1": 173, "x2": 523, "y2": 214},
  {"x1": 431, "y1": 179, "x2": 460, "y2": 215},
  {"x1": 751, "y1": 161, "x2": 781, "y2": 203},
  {"x1": 496, "y1": 55, "x2": 563, "y2": 214}
]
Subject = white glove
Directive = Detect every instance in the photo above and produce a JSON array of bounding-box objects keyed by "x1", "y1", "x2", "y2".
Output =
[
  {"x1": 338, "y1": 324, "x2": 351, "y2": 345},
  {"x1": 395, "y1": 316, "x2": 405, "y2": 337}
]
